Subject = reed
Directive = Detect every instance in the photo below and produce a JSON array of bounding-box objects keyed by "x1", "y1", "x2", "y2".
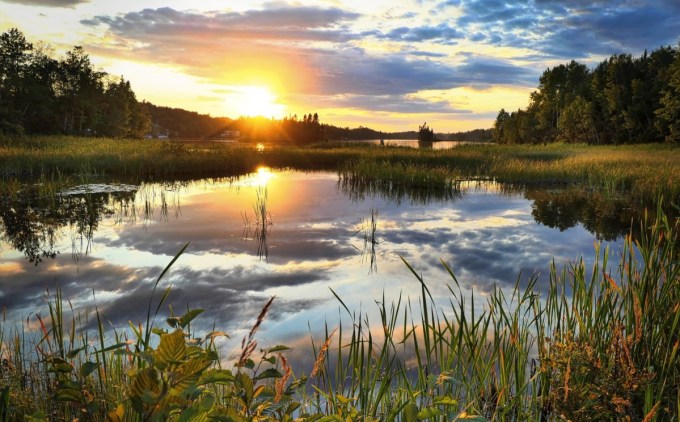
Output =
[
  {"x1": 304, "y1": 203, "x2": 679, "y2": 421},
  {"x1": 3, "y1": 137, "x2": 680, "y2": 204},
  {"x1": 0, "y1": 200, "x2": 678, "y2": 420}
]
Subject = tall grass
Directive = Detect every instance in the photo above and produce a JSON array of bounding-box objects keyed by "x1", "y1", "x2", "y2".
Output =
[
  {"x1": 305, "y1": 204, "x2": 679, "y2": 420},
  {"x1": 2, "y1": 137, "x2": 680, "y2": 203},
  {"x1": 1, "y1": 203, "x2": 678, "y2": 420}
]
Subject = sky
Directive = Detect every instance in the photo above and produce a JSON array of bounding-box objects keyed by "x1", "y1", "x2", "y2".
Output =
[{"x1": 1, "y1": 0, "x2": 679, "y2": 132}]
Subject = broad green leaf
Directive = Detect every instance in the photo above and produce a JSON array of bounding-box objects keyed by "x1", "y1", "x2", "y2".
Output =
[
  {"x1": 178, "y1": 406, "x2": 209, "y2": 422},
  {"x1": 237, "y1": 358, "x2": 255, "y2": 370},
  {"x1": 151, "y1": 327, "x2": 167, "y2": 336},
  {"x1": 54, "y1": 389, "x2": 84, "y2": 403},
  {"x1": 418, "y1": 406, "x2": 442, "y2": 419},
  {"x1": 155, "y1": 330, "x2": 186, "y2": 368},
  {"x1": 433, "y1": 396, "x2": 458, "y2": 406},
  {"x1": 335, "y1": 394, "x2": 355, "y2": 405},
  {"x1": 314, "y1": 416, "x2": 344, "y2": 422},
  {"x1": 130, "y1": 368, "x2": 160, "y2": 399},
  {"x1": 80, "y1": 361, "x2": 100, "y2": 378},
  {"x1": 402, "y1": 403, "x2": 419, "y2": 422},
  {"x1": 48, "y1": 363, "x2": 73, "y2": 373},
  {"x1": 255, "y1": 368, "x2": 282, "y2": 381},
  {"x1": 179, "y1": 308, "x2": 205, "y2": 328},
  {"x1": 197, "y1": 369, "x2": 235, "y2": 386}
]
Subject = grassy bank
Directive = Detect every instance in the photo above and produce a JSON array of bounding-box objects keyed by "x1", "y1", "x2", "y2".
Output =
[
  {"x1": 1, "y1": 206, "x2": 678, "y2": 421},
  {"x1": 1, "y1": 137, "x2": 679, "y2": 202}
]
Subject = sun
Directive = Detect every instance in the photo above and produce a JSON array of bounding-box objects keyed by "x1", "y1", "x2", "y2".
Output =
[{"x1": 225, "y1": 86, "x2": 286, "y2": 119}]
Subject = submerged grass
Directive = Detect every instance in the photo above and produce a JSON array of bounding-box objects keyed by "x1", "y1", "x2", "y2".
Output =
[{"x1": 1, "y1": 204, "x2": 678, "y2": 420}]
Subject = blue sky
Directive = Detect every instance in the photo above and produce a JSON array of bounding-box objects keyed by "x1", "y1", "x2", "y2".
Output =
[{"x1": 1, "y1": 0, "x2": 679, "y2": 131}]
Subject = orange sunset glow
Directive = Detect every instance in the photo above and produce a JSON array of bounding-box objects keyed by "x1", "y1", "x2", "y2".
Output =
[{"x1": 3, "y1": 1, "x2": 678, "y2": 132}]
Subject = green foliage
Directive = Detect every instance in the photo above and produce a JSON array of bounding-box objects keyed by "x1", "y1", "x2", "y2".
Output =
[
  {"x1": 495, "y1": 45, "x2": 680, "y2": 144},
  {"x1": 0, "y1": 28, "x2": 150, "y2": 138},
  {"x1": 557, "y1": 96, "x2": 597, "y2": 143},
  {"x1": 656, "y1": 48, "x2": 680, "y2": 143}
]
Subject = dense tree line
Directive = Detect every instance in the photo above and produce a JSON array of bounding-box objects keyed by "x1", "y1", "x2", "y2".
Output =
[
  {"x1": 493, "y1": 44, "x2": 680, "y2": 144},
  {"x1": 142, "y1": 102, "x2": 231, "y2": 139},
  {"x1": 0, "y1": 28, "x2": 150, "y2": 138},
  {"x1": 443, "y1": 128, "x2": 493, "y2": 142},
  {"x1": 215, "y1": 113, "x2": 325, "y2": 144}
]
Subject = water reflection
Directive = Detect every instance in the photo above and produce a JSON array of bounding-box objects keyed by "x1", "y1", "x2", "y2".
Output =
[
  {"x1": 338, "y1": 173, "x2": 464, "y2": 205},
  {"x1": 526, "y1": 187, "x2": 642, "y2": 241},
  {"x1": 0, "y1": 174, "x2": 660, "y2": 269},
  {"x1": 0, "y1": 185, "x2": 137, "y2": 265},
  {"x1": 352, "y1": 208, "x2": 380, "y2": 273},
  {"x1": 2, "y1": 169, "x2": 670, "y2": 359},
  {"x1": 241, "y1": 186, "x2": 272, "y2": 261}
]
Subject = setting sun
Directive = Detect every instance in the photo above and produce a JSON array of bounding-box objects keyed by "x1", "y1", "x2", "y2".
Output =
[{"x1": 225, "y1": 86, "x2": 286, "y2": 119}]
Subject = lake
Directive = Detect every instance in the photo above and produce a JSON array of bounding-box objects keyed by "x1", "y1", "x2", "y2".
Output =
[
  {"x1": 0, "y1": 168, "x2": 632, "y2": 365},
  {"x1": 337, "y1": 139, "x2": 489, "y2": 149}
]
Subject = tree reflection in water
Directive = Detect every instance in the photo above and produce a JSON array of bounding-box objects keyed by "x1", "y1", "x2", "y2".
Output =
[
  {"x1": 0, "y1": 183, "x2": 184, "y2": 265},
  {"x1": 1, "y1": 175, "x2": 674, "y2": 267}
]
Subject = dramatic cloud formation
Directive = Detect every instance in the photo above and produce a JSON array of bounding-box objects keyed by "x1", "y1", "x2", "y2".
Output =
[
  {"x1": 1, "y1": 0, "x2": 87, "y2": 7},
  {"x1": 446, "y1": 0, "x2": 680, "y2": 58},
  {"x1": 1, "y1": 0, "x2": 678, "y2": 130}
]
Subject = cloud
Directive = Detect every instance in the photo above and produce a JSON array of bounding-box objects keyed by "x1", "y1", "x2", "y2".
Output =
[
  {"x1": 79, "y1": 5, "x2": 537, "y2": 101},
  {"x1": 310, "y1": 52, "x2": 538, "y2": 95},
  {"x1": 380, "y1": 23, "x2": 465, "y2": 43},
  {"x1": 81, "y1": 6, "x2": 360, "y2": 43},
  {"x1": 451, "y1": 0, "x2": 680, "y2": 58},
  {"x1": 295, "y1": 93, "x2": 473, "y2": 114},
  {"x1": 2, "y1": 0, "x2": 87, "y2": 7}
]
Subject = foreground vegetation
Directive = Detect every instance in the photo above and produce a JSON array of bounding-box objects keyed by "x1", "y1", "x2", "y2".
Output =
[
  {"x1": 0, "y1": 202, "x2": 678, "y2": 420},
  {"x1": 2, "y1": 136, "x2": 679, "y2": 203}
]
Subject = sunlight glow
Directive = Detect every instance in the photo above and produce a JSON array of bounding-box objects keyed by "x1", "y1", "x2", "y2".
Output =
[
  {"x1": 251, "y1": 166, "x2": 275, "y2": 187},
  {"x1": 225, "y1": 86, "x2": 286, "y2": 119}
]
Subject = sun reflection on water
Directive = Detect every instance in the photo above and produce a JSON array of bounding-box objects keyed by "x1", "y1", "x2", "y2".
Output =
[{"x1": 253, "y1": 167, "x2": 274, "y2": 187}]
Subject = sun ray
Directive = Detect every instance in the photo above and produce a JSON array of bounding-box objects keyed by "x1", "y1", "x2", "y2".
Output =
[{"x1": 225, "y1": 86, "x2": 286, "y2": 119}]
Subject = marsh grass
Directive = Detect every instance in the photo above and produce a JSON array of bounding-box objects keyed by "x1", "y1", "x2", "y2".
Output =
[
  {"x1": 2, "y1": 136, "x2": 680, "y2": 419},
  {"x1": 305, "y1": 204, "x2": 679, "y2": 421},
  {"x1": 0, "y1": 205, "x2": 678, "y2": 420},
  {"x1": 241, "y1": 186, "x2": 272, "y2": 260},
  {"x1": 2, "y1": 137, "x2": 680, "y2": 203}
]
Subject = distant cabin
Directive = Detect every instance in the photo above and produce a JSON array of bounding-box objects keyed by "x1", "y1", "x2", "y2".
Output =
[{"x1": 219, "y1": 130, "x2": 241, "y2": 139}]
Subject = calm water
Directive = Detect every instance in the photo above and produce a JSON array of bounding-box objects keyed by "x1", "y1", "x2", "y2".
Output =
[
  {"x1": 338, "y1": 139, "x2": 487, "y2": 149},
  {"x1": 0, "y1": 169, "x2": 633, "y2": 362}
]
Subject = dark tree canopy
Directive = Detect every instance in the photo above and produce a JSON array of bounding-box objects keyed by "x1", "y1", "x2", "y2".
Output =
[
  {"x1": 0, "y1": 28, "x2": 150, "y2": 138},
  {"x1": 493, "y1": 44, "x2": 680, "y2": 144}
]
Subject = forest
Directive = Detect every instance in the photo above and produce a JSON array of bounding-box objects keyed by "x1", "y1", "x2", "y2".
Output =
[
  {"x1": 0, "y1": 28, "x2": 150, "y2": 138},
  {"x1": 493, "y1": 44, "x2": 680, "y2": 144}
]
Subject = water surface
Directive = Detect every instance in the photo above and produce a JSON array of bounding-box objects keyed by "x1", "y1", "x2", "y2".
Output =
[{"x1": 0, "y1": 169, "x2": 632, "y2": 361}]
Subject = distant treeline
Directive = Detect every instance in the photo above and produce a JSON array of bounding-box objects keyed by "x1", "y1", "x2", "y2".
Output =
[
  {"x1": 143, "y1": 103, "x2": 231, "y2": 139},
  {"x1": 0, "y1": 28, "x2": 150, "y2": 138},
  {"x1": 321, "y1": 125, "x2": 491, "y2": 142},
  {"x1": 442, "y1": 128, "x2": 493, "y2": 142},
  {"x1": 322, "y1": 125, "x2": 415, "y2": 140},
  {"x1": 494, "y1": 44, "x2": 680, "y2": 144},
  {"x1": 1, "y1": 27, "x2": 492, "y2": 142}
]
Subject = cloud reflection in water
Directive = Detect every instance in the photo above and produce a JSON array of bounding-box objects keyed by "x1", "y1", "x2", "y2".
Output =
[{"x1": 1, "y1": 170, "x2": 631, "y2": 356}]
